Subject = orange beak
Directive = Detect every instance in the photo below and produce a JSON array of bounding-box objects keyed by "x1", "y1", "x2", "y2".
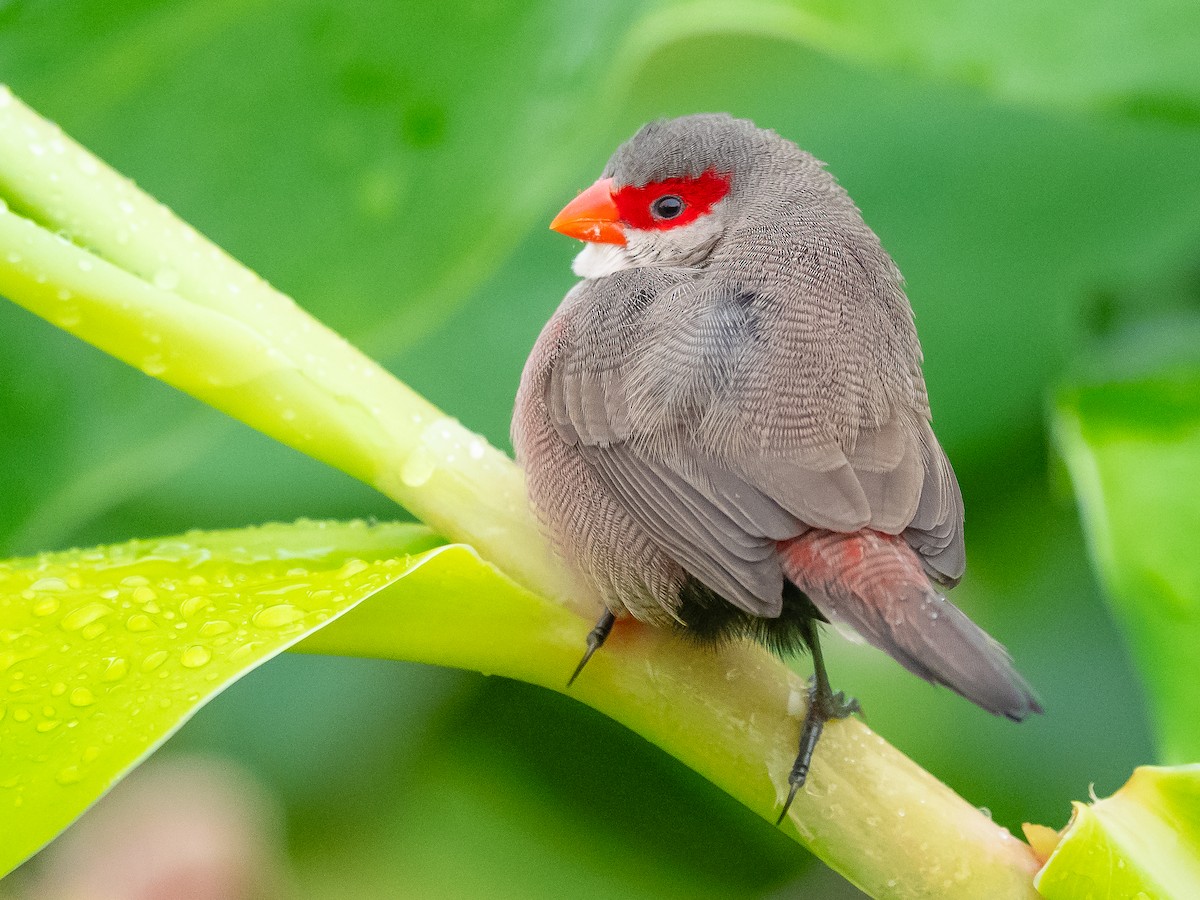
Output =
[{"x1": 549, "y1": 178, "x2": 626, "y2": 245}]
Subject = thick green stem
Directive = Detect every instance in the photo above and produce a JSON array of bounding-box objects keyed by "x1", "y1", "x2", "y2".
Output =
[{"x1": 0, "y1": 86, "x2": 1040, "y2": 898}]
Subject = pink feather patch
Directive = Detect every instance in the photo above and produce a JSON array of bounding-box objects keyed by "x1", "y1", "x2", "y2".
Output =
[{"x1": 612, "y1": 169, "x2": 731, "y2": 231}]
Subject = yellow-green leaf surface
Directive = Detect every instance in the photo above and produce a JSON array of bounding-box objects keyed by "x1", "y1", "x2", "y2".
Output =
[
  {"x1": 0, "y1": 518, "x2": 1043, "y2": 898},
  {"x1": 1030, "y1": 766, "x2": 1200, "y2": 899},
  {"x1": 1053, "y1": 330, "x2": 1200, "y2": 764},
  {"x1": 0, "y1": 520, "x2": 451, "y2": 875}
]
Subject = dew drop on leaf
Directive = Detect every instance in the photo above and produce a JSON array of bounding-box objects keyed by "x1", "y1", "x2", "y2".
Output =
[
  {"x1": 29, "y1": 577, "x2": 68, "y2": 592},
  {"x1": 198, "y1": 620, "x2": 233, "y2": 637},
  {"x1": 60, "y1": 603, "x2": 112, "y2": 632},
  {"x1": 252, "y1": 604, "x2": 306, "y2": 629},
  {"x1": 101, "y1": 658, "x2": 128, "y2": 682},
  {"x1": 132, "y1": 586, "x2": 157, "y2": 604},
  {"x1": 140, "y1": 650, "x2": 169, "y2": 672},
  {"x1": 180, "y1": 646, "x2": 211, "y2": 669}
]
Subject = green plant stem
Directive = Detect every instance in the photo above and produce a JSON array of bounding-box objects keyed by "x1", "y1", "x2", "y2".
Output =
[
  {"x1": 306, "y1": 582, "x2": 1041, "y2": 897},
  {"x1": 1, "y1": 86, "x2": 1041, "y2": 897},
  {"x1": 0, "y1": 85, "x2": 571, "y2": 609}
]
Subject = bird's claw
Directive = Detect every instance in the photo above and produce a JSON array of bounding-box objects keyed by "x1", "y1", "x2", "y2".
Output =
[{"x1": 776, "y1": 679, "x2": 862, "y2": 825}]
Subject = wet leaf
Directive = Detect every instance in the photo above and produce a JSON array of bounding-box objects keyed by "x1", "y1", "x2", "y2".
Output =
[
  {"x1": 1053, "y1": 324, "x2": 1200, "y2": 763},
  {"x1": 1028, "y1": 765, "x2": 1200, "y2": 898},
  {"x1": 0, "y1": 520, "x2": 448, "y2": 875}
]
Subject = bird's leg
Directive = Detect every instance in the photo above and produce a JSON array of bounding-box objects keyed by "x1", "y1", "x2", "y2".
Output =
[
  {"x1": 777, "y1": 617, "x2": 861, "y2": 824},
  {"x1": 567, "y1": 609, "x2": 616, "y2": 687}
]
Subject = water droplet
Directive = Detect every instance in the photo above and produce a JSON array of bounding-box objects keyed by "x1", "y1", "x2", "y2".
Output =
[
  {"x1": 28, "y1": 142, "x2": 46, "y2": 157},
  {"x1": 82, "y1": 746, "x2": 101, "y2": 763},
  {"x1": 229, "y1": 641, "x2": 262, "y2": 662},
  {"x1": 69, "y1": 688, "x2": 95, "y2": 707},
  {"x1": 61, "y1": 602, "x2": 112, "y2": 632},
  {"x1": 75, "y1": 154, "x2": 98, "y2": 175},
  {"x1": 30, "y1": 576, "x2": 69, "y2": 592},
  {"x1": 13, "y1": 709, "x2": 31, "y2": 722},
  {"x1": 77, "y1": 257, "x2": 94, "y2": 272},
  {"x1": 180, "y1": 596, "x2": 210, "y2": 618},
  {"x1": 132, "y1": 585, "x2": 157, "y2": 604},
  {"x1": 126, "y1": 614, "x2": 154, "y2": 632},
  {"x1": 56, "y1": 765, "x2": 83, "y2": 785},
  {"x1": 36, "y1": 719, "x2": 62, "y2": 732},
  {"x1": 400, "y1": 446, "x2": 436, "y2": 487},
  {"x1": 32, "y1": 597, "x2": 60, "y2": 617},
  {"x1": 141, "y1": 650, "x2": 169, "y2": 672},
  {"x1": 5, "y1": 250, "x2": 19, "y2": 264},
  {"x1": 152, "y1": 267, "x2": 180, "y2": 291},
  {"x1": 101, "y1": 658, "x2": 129, "y2": 682},
  {"x1": 81, "y1": 622, "x2": 106, "y2": 640},
  {"x1": 180, "y1": 646, "x2": 211, "y2": 668},
  {"x1": 468, "y1": 438, "x2": 486, "y2": 460},
  {"x1": 336, "y1": 559, "x2": 369, "y2": 580},
  {"x1": 140, "y1": 354, "x2": 167, "y2": 376},
  {"x1": 54, "y1": 305, "x2": 82, "y2": 328},
  {"x1": 199, "y1": 620, "x2": 232, "y2": 637},
  {"x1": 253, "y1": 604, "x2": 306, "y2": 629}
]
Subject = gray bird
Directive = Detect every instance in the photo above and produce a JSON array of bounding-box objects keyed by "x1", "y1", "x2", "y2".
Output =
[{"x1": 512, "y1": 114, "x2": 1040, "y2": 819}]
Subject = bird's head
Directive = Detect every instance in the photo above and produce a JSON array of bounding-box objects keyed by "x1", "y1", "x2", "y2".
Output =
[{"x1": 551, "y1": 114, "x2": 801, "y2": 279}]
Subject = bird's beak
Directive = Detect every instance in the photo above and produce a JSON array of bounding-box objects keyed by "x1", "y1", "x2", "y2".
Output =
[{"x1": 549, "y1": 178, "x2": 626, "y2": 245}]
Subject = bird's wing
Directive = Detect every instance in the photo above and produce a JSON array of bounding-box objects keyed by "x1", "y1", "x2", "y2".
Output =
[
  {"x1": 547, "y1": 268, "x2": 963, "y2": 615},
  {"x1": 546, "y1": 273, "x2": 799, "y2": 616}
]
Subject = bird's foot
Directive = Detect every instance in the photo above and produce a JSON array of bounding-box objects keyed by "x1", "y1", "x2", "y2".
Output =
[
  {"x1": 776, "y1": 677, "x2": 861, "y2": 825},
  {"x1": 567, "y1": 609, "x2": 616, "y2": 687}
]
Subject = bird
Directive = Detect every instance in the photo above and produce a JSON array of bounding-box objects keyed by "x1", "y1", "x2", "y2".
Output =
[{"x1": 511, "y1": 113, "x2": 1040, "y2": 821}]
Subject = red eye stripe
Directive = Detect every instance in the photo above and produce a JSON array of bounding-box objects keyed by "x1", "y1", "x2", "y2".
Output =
[{"x1": 612, "y1": 169, "x2": 731, "y2": 231}]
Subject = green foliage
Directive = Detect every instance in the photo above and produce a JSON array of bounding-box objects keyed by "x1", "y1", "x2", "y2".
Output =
[
  {"x1": 1054, "y1": 326, "x2": 1200, "y2": 765},
  {"x1": 0, "y1": 520, "x2": 444, "y2": 873},
  {"x1": 2, "y1": 1, "x2": 1199, "y2": 896},
  {"x1": 1030, "y1": 766, "x2": 1200, "y2": 898}
]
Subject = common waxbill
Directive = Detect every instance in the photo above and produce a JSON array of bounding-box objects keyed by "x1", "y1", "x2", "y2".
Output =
[{"x1": 512, "y1": 114, "x2": 1040, "y2": 819}]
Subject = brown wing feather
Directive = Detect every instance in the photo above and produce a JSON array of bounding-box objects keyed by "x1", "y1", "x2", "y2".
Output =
[
  {"x1": 538, "y1": 267, "x2": 952, "y2": 619},
  {"x1": 781, "y1": 530, "x2": 1039, "y2": 720}
]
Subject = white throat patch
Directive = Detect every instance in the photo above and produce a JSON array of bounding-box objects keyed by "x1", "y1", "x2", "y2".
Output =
[{"x1": 572, "y1": 243, "x2": 636, "y2": 279}]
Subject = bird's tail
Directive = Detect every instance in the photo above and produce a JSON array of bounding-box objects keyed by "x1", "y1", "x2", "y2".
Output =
[{"x1": 779, "y1": 530, "x2": 1041, "y2": 721}]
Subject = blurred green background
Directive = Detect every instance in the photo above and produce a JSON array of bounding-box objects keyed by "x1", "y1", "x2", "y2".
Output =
[{"x1": 2, "y1": 1, "x2": 1198, "y2": 896}]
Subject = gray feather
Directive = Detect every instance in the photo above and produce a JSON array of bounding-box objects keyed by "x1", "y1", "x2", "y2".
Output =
[{"x1": 515, "y1": 112, "x2": 969, "y2": 633}]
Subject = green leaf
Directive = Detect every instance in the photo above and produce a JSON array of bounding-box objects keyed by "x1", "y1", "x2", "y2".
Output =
[
  {"x1": 0, "y1": 519, "x2": 446, "y2": 875},
  {"x1": 665, "y1": 0, "x2": 1200, "y2": 124},
  {"x1": 1029, "y1": 765, "x2": 1200, "y2": 898},
  {"x1": 1053, "y1": 323, "x2": 1200, "y2": 764},
  {"x1": 2, "y1": 519, "x2": 1047, "y2": 898}
]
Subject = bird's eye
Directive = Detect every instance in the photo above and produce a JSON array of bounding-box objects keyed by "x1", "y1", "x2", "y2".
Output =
[{"x1": 650, "y1": 195, "x2": 685, "y2": 220}]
